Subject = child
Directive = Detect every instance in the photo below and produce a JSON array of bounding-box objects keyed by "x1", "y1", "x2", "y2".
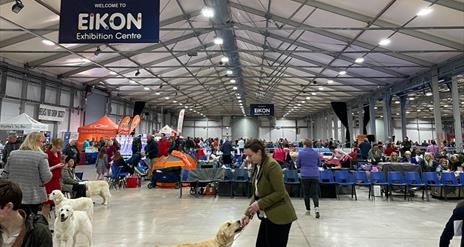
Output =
[{"x1": 96, "y1": 147, "x2": 108, "y2": 180}]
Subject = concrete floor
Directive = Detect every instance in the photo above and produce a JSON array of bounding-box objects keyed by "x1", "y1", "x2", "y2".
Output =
[{"x1": 74, "y1": 166, "x2": 460, "y2": 247}]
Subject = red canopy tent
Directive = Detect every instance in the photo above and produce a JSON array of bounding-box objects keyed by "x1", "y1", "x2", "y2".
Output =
[{"x1": 78, "y1": 116, "x2": 118, "y2": 147}]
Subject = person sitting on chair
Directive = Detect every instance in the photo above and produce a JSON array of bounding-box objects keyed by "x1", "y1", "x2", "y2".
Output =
[
  {"x1": 401, "y1": 151, "x2": 417, "y2": 164},
  {"x1": 61, "y1": 157, "x2": 86, "y2": 198},
  {"x1": 388, "y1": 152, "x2": 400, "y2": 162}
]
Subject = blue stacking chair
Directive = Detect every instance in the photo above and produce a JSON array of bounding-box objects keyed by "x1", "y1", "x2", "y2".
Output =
[
  {"x1": 233, "y1": 169, "x2": 250, "y2": 197},
  {"x1": 405, "y1": 172, "x2": 427, "y2": 200},
  {"x1": 441, "y1": 172, "x2": 461, "y2": 200},
  {"x1": 107, "y1": 164, "x2": 128, "y2": 189},
  {"x1": 320, "y1": 170, "x2": 336, "y2": 185},
  {"x1": 370, "y1": 172, "x2": 389, "y2": 199},
  {"x1": 459, "y1": 173, "x2": 464, "y2": 194},
  {"x1": 284, "y1": 170, "x2": 301, "y2": 197},
  {"x1": 353, "y1": 171, "x2": 372, "y2": 199},
  {"x1": 387, "y1": 171, "x2": 407, "y2": 200},
  {"x1": 334, "y1": 170, "x2": 357, "y2": 200},
  {"x1": 422, "y1": 172, "x2": 444, "y2": 198}
]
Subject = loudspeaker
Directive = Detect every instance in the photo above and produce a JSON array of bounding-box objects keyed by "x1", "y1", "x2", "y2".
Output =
[
  {"x1": 133, "y1": 101, "x2": 146, "y2": 116},
  {"x1": 367, "y1": 134, "x2": 376, "y2": 143}
]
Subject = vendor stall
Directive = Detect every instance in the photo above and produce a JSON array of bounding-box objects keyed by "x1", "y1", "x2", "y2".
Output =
[
  {"x1": 78, "y1": 116, "x2": 118, "y2": 165},
  {"x1": 0, "y1": 113, "x2": 48, "y2": 133}
]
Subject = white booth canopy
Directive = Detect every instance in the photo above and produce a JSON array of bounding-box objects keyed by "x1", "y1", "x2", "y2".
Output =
[{"x1": 0, "y1": 113, "x2": 49, "y2": 133}]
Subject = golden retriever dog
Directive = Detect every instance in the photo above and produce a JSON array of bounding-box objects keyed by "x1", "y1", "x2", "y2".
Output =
[
  {"x1": 84, "y1": 180, "x2": 111, "y2": 205},
  {"x1": 170, "y1": 220, "x2": 242, "y2": 247},
  {"x1": 49, "y1": 190, "x2": 94, "y2": 220}
]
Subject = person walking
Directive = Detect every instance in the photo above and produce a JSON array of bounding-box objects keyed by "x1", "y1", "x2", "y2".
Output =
[
  {"x1": 2, "y1": 131, "x2": 21, "y2": 167},
  {"x1": 0, "y1": 132, "x2": 53, "y2": 217},
  {"x1": 240, "y1": 139, "x2": 297, "y2": 247},
  {"x1": 297, "y1": 139, "x2": 321, "y2": 218},
  {"x1": 220, "y1": 139, "x2": 233, "y2": 166}
]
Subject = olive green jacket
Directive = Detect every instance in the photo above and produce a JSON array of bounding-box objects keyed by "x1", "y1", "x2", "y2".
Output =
[{"x1": 245, "y1": 156, "x2": 297, "y2": 225}]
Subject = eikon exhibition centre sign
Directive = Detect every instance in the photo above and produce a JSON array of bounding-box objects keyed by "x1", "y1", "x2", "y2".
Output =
[{"x1": 59, "y1": 0, "x2": 160, "y2": 43}]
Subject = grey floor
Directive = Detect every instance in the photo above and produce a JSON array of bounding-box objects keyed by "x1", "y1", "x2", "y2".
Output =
[{"x1": 74, "y1": 166, "x2": 460, "y2": 247}]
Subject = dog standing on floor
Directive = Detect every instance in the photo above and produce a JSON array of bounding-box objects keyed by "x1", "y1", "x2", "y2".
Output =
[
  {"x1": 53, "y1": 204, "x2": 93, "y2": 247},
  {"x1": 49, "y1": 190, "x2": 94, "y2": 220},
  {"x1": 84, "y1": 180, "x2": 111, "y2": 205},
  {"x1": 164, "y1": 220, "x2": 242, "y2": 247}
]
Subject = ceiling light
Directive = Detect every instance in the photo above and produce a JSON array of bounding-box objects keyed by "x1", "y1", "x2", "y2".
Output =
[
  {"x1": 129, "y1": 80, "x2": 136, "y2": 84},
  {"x1": 406, "y1": 111, "x2": 410, "y2": 114},
  {"x1": 42, "y1": 39, "x2": 54, "y2": 46},
  {"x1": 379, "y1": 38, "x2": 391, "y2": 46},
  {"x1": 417, "y1": 7, "x2": 433, "y2": 16},
  {"x1": 226, "y1": 70, "x2": 233, "y2": 75},
  {"x1": 109, "y1": 71, "x2": 117, "y2": 75},
  {"x1": 165, "y1": 97, "x2": 169, "y2": 100},
  {"x1": 233, "y1": 86, "x2": 237, "y2": 90},
  {"x1": 297, "y1": 104, "x2": 301, "y2": 106},
  {"x1": 319, "y1": 87, "x2": 324, "y2": 90},
  {"x1": 306, "y1": 97, "x2": 310, "y2": 100},
  {"x1": 425, "y1": 92, "x2": 433, "y2": 96},
  {"x1": 179, "y1": 103, "x2": 183, "y2": 106},
  {"x1": 155, "y1": 92, "x2": 160, "y2": 95},
  {"x1": 444, "y1": 104, "x2": 449, "y2": 107},
  {"x1": 339, "y1": 71, "x2": 347, "y2": 75},
  {"x1": 395, "y1": 100, "x2": 400, "y2": 104},
  {"x1": 355, "y1": 57, "x2": 364, "y2": 64},
  {"x1": 214, "y1": 37, "x2": 223, "y2": 45},
  {"x1": 374, "y1": 106, "x2": 378, "y2": 109},
  {"x1": 327, "y1": 80, "x2": 334, "y2": 84},
  {"x1": 237, "y1": 96, "x2": 241, "y2": 99},
  {"x1": 135, "y1": 70, "x2": 140, "y2": 76},
  {"x1": 144, "y1": 87, "x2": 149, "y2": 90},
  {"x1": 311, "y1": 92, "x2": 316, "y2": 96},
  {"x1": 230, "y1": 79, "x2": 236, "y2": 83},
  {"x1": 396, "y1": 113, "x2": 400, "y2": 116},
  {"x1": 417, "y1": 109, "x2": 421, "y2": 112},
  {"x1": 301, "y1": 101, "x2": 305, "y2": 104},
  {"x1": 202, "y1": 7, "x2": 214, "y2": 18},
  {"x1": 221, "y1": 57, "x2": 229, "y2": 63},
  {"x1": 409, "y1": 97, "x2": 415, "y2": 101},
  {"x1": 11, "y1": 0, "x2": 24, "y2": 14},
  {"x1": 173, "y1": 100, "x2": 177, "y2": 103}
]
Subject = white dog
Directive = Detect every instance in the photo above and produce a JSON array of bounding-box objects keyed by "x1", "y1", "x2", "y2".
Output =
[
  {"x1": 53, "y1": 204, "x2": 92, "y2": 247},
  {"x1": 49, "y1": 190, "x2": 94, "y2": 220},
  {"x1": 85, "y1": 180, "x2": 111, "y2": 205}
]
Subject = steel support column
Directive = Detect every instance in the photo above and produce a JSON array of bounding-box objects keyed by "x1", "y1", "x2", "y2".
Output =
[
  {"x1": 347, "y1": 106, "x2": 353, "y2": 143},
  {"x1": 451, "y1": 75, "x2": 463, "y2": 152},
  {"x1": 382, "y1": 92, "x2": 393, "y2": 142},
  {"x1": 400, "y1": 95, "x2": 407, "y2": 141},
  {"x1": 369, "y1": 97, "x2": 377, "y2": 136},
  {"x1": 431, "y1": 69, "x2": 444, "y2": 142}
]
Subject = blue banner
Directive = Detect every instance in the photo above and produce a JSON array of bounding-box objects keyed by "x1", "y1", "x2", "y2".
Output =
[
  {"x1": 59, "y1": 0, "x2": 160, "y2": 43},
  {"x1": 250, "y1": 104, "x2": 274, "y2": 116}
]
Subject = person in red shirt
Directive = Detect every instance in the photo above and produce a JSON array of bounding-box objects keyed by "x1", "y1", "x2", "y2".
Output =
[
  {"x1": 384, "y1": 143, "x2": 397, "y2": 157},
  {"x1": 43, "y1": 138, "x2": 65, "y2": 221},
  {"x1": 157, "y1": 134, "x2": 171, "y2": 157},
  {"x1": 272, "y1": 144, "x2": 286, "y2": 166}
]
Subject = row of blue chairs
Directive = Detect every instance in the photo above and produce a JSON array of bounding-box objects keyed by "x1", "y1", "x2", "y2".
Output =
[{"x1": 320, "y1": 170, "x2": 463, "y2": 200}]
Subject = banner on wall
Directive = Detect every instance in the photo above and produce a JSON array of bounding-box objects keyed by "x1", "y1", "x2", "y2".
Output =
[
  {"x1": 177, "y1": 109, "x2": 185, "y2": 134},
  {"x1": 59, "y1": 0, "x2": 160, "y2": 43},
  {"x1": 250, "y1": 104, "x2": 274, "y2": 116},
  {"x1": 38, "y1": 104, "x2": 66, "y2": 122}
]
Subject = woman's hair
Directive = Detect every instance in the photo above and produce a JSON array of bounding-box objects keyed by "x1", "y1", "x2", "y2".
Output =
[
  {"x1": 98, "y1": 147, "x2": 106, "y2": 159},
  {"x1": 19, "y1": 132, "x2": 43, "y2": 152},
  {"x1": 65, "y1": 156, "x2": 74, "y2": 164},
  {"x1": 244, "y1": 139, "x2": 266, "y2": 161},
  {"x1": 303, "y1": 139, "x2": 313, "y2": 148},
  {"x1": 51, "y1": 138, "x2": 64, "y2": 148},
  {"x1": 113, "y1": 151, "x2": 122, "y2": 160},
  {"x1": 431, "y1": 140, "x2": 436, "y2": 145}
]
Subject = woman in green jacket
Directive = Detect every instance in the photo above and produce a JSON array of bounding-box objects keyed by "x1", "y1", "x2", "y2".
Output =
[{"x1": 241, "y1": 139, "x2": 297, "y2": 247}]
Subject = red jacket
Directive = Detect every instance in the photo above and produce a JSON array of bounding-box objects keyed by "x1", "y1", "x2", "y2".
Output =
[
  {"x1": 158, "y1": 139, "x2": 170, "y2": 157},
  {"x1": 273, "y1": 148, "x2": 286, "y2": 162}
]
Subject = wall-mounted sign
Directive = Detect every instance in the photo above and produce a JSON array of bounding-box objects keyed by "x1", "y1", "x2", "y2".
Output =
[
  {"x1": 250, "y1": 104, "x2": 274, "y2": 116},
  {"x1": 59, "y1": 0, "x2": 160, "y2": 43},
  {"x1": 38, "y1": 104, "x2": 66, "y2": 122}
]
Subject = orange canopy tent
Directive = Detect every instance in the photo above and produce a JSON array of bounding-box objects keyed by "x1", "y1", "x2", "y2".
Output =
[{"x1": 78, "y1": 116, "x2": 118, "y2": 148}]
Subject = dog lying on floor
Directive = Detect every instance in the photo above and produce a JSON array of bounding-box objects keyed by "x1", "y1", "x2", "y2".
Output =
[
  {"x1": 169, "y1": 220, "x2": 242, "y2": 247},
  {"x1": 84, "y1": 180, "x2": 111, "y2": 205},
  {"x1": 53, "y1": 204, "x2": 93, "y2": 247},
  {"x1": 49, "y1": 190, "x2": 94, "y2": 220}
]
